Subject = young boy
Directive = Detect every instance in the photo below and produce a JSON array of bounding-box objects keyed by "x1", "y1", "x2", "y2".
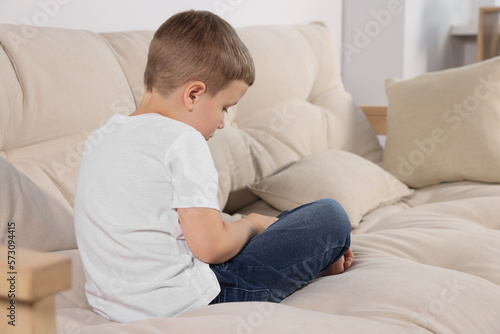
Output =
[{"x1": 74, "y1": 10, "x2": 353, "y2": 323}]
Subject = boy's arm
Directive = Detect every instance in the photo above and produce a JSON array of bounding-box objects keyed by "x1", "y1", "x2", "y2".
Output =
[{"x1": 177, "y1": 208, "x2": 277, "y2": 264}]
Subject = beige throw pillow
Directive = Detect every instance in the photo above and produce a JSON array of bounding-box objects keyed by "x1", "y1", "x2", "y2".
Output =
[
  {"x1": 248, "y1": 150, "x2": 413, "y2": 228},
  {"x1": 383, "y1": 56, "x2": 500, "y2": 188}
]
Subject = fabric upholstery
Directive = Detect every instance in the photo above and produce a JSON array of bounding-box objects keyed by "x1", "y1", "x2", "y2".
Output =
[
  {"x1": 54, "y1": 182, "x2": 500, "y2": 333},
  {"x1": 0, "y1": 156, "x2": 76, "y2": 251},
  {"x1": 384, "y1": 56, "x2": 500, "y2": 188},
  {"x1": 248, "y1": 149, "x2": 413, "y2": 227},
  {"x1": 0, "y1": 23, "x2": 382, "y2": 252},
  {"x1": 3, "y1": 21, "x2": 499, "y2": 334}
]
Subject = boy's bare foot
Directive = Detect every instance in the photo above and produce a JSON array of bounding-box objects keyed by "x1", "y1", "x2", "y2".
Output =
[
  {"x1": 318, "y1": 248, "x2": 354, "y2": 277},
  {"x1": 343, "y1": 248, "x2": 354, "y2": 270}
]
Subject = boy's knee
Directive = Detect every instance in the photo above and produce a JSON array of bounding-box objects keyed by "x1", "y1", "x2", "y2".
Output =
[
  {"x1": 315, "y1": 198, "x2": 347, "y2": 218},
  {"x1": 315, "y1": 198, "x2": 351, "y2": 235}
]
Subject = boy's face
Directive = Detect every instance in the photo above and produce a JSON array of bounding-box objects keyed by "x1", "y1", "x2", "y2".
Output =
[{"x1": 192, "y1": 80, "x2": 248, "y2": 140}]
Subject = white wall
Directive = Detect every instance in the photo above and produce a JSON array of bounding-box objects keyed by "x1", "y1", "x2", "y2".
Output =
[
  {"x1": 342, "y1": 0, "x2": 406, "y2": 105},
  {"x1": 403, "y1": 0, "x2": 470, "y2": 79},
  {"x1": 0, "y1": 0, "x2": 343, "y2": 68},
  {"x1": 342, "y1": 0, "x2": 473, "y2": 105},
  {"x1": 470, "y1": 0, "x2": 500, "y2": 22}
]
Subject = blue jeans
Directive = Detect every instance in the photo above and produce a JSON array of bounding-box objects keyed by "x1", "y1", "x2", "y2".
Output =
[{"x1": 209, "y1": 198, "x2": 351, "y2": 304}]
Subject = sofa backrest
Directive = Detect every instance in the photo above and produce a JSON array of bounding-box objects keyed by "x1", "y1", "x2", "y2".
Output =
[{"x1": 0, "y1": 22, "x2": 381, "y2": 252}]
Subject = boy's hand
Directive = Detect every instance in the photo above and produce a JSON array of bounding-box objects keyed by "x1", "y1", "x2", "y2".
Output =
[{"x1": 242, "y1": 213, "x2": 278, "y2": 235}]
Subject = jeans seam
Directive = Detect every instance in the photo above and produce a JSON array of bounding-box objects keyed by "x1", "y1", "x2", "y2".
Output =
[{"x1": 277, "y1": 244, "x2": 348, "y2": 273}]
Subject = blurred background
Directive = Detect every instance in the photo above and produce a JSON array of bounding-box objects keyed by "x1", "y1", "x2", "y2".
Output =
[{"x1": 0, "y1": 0, "x2": 496, "y2": 105}]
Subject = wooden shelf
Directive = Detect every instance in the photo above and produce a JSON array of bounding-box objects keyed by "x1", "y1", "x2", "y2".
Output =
[{"x1": 450, "y1": 25, "x2": 478, "y2": 37}]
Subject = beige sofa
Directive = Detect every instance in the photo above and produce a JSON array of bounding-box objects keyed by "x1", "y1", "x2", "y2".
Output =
[{"x1": 1, "y1": 21, "x2": 500, "y2": 334}]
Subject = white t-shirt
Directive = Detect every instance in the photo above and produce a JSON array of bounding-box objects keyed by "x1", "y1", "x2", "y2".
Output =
[{"x1": 74, "y1": 113, "x2": 221, "y2": 322}]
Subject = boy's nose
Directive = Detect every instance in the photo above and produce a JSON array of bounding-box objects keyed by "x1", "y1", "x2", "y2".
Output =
[{"x1": 218, "y1": 118, "x2": 225, "y2": 129}]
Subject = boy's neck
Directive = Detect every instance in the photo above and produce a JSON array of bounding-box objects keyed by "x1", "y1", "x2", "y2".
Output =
[{"x1": 130, "y1": 88, "x2": 183, "y2": 122}]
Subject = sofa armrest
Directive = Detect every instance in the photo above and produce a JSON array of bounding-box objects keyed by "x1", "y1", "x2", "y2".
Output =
[
  {"x1": 359, "y1": 105, "x2": 388, "y2": 135},
  {"x1": 0, "y1": 246, "x2": 71, "y2": 334}
]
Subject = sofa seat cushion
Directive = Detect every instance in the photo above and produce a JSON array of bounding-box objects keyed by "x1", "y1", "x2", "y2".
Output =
[{"x1": 54, "y1": 182, "x2": 500, "y2": 334}]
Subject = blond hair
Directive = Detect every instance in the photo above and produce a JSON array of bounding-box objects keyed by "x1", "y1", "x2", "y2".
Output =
[{"x1": 144, "y1": 10, "x2": 255, "y2": 97}]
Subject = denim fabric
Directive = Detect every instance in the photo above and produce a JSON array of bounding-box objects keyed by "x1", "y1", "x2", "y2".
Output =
[{"x1": 210, "y1": 198, "x2": 351, "y2": 304}]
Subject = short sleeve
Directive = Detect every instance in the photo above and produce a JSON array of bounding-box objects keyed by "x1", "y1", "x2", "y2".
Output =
[{"x1": 167, "y1": 130, "x2": 220, "y2": 211}]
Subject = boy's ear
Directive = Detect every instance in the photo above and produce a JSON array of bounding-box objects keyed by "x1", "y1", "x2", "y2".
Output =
[{"x1": 184, "y1": 81, "x2": 206, "y2": 111}]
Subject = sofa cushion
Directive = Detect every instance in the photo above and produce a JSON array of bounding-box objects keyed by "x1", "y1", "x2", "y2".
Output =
[
  {"x1": 383, "y1": 56, "x2": 500, "y2": 188},
  {"x1": 248, "y1": 149, "x2": 413, "y2": 228},
  {"x1": 100, "y1": 31, "x2": 154, "y2": 107},
  {"x1": 0, "y1": 46, "x2": 22, "y2": 151},
  {"x1": 0, "y1": 22, "x2": 382, "y2": 251},
  {"x1": 0, "y1": 25, "x2": 137, "y2": 251},
  {"x1": 0, "y1": 25, "x2": 135, "y2": 150},
  {"x1": 206, "y1": 124, "x2": 259, "y2": 213},
  {"x1": 210, "y1": 22, "x2": 382, "y2": 211},
  {"x1": 0, "y1": 157, "x2": 76, "y2": 251},
  {"x1": 234, "y1": 23, "x2": 382, "y2": 164}
]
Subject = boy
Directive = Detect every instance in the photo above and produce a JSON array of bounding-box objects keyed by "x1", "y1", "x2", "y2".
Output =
[{"x1": 74, "y1": 10, "x2": 353, "y2": 323}]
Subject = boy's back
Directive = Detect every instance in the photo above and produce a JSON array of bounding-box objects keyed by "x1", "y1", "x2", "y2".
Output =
[{"x1": 74, "y1": 113, "x2": 221, "y2": 322}]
